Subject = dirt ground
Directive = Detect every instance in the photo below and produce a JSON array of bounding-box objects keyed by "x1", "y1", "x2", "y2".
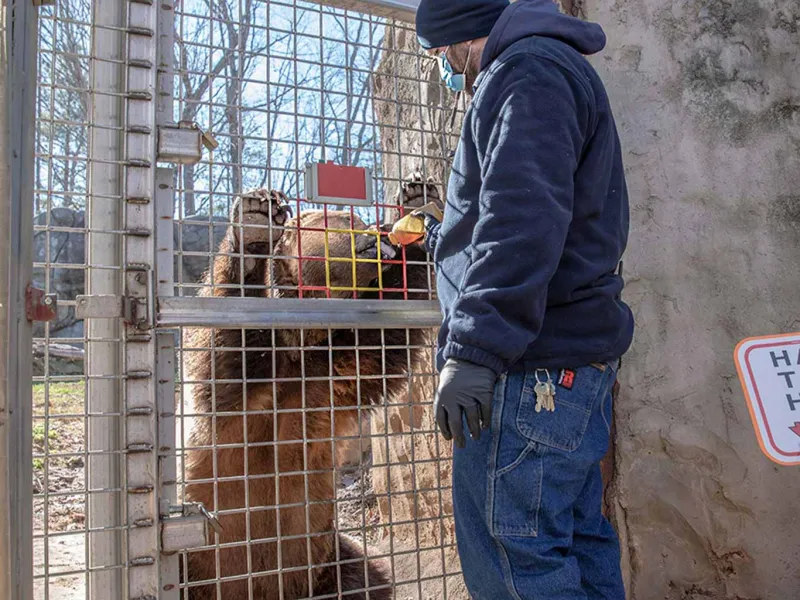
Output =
[
  {"x1": 32, "y1": 382, "x2": 87, "y2": 600},
  {"x1": 31, "y1": 382, "x2": 464, "y2": 599}
]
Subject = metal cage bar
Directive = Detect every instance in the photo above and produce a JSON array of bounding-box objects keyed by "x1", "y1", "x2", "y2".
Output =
[
  {"x1": 0, "y1": 8, "x2": 8, "y2": 592},
  {"x1": 318, "y1": 0, "x2": 420, "y2": 22},
  {"x1": 156, "y1": 296, "x2": 441, "y2": 329},
  {"x1": 124, "y1": 0, "x2": 162, "y2": 596},
  {"x1": 2, "y1": 1, "x2": 39, "y2": 599},
  {"x1": 85, "y1": 0, "x2": 125, "y2": 596}
]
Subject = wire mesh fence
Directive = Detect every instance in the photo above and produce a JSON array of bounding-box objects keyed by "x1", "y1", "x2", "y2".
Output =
[
  {"x1": 28, "y1": 0, "x2": 465, "y2": 598},
  {"x1": 33, "y1": 0, "x2": 128, "y2": 598}
]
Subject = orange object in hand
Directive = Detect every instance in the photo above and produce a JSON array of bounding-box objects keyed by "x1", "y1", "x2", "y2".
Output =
[
  {"x1": 387, "y1": 213, "x2": 426, "y2": 246},
  {"x1": 387, "y1": 202, "x2": 443, "y2": 246}
]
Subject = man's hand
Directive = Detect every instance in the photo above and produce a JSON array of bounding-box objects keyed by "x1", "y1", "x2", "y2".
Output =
[
  {"x1": 410, "y1": 206, "x2": 442, "y2": 252},
  {"x1": 412, "y1": 209, "x2": 440, "y2": 231},
  {"x1": 435, "y1": 359, "x2": 496, "y2": 448}
]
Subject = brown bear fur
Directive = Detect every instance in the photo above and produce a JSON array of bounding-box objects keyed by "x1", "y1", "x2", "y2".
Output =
[{"x1": 181, "y1": 189, "x2": 433, "y2": 599}]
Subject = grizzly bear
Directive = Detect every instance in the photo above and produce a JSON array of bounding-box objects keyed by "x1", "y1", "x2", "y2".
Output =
[{"x1": 181, "y1": 176, "x2": 441, "y2": 599}]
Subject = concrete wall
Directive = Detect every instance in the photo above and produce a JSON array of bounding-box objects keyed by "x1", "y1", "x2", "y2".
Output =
[
  {"x1": 584, "y1": 1, "x2": 800, "y2": 598},
  {"x1": 373, "y1": 1, "x2": 800, "y2": 598}
]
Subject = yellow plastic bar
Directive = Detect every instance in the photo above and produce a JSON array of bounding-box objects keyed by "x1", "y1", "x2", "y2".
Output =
[{"x1": 322, "y1": 227, "x2": 384, "y2": 292}]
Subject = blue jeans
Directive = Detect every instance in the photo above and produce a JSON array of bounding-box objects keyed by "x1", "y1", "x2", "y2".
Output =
[{"x1": 452, "y1": 362, "x2": 625, "y2": 600}]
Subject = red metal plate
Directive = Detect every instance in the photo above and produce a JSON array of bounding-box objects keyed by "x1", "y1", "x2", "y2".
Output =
[{"x1": 315, "y1": 162, "x2": 368, "y2": 202}]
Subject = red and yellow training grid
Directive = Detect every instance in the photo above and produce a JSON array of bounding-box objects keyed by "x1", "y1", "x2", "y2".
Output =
[{"x1": 289, "y1": 195, "x2": 414, "y2": 300}]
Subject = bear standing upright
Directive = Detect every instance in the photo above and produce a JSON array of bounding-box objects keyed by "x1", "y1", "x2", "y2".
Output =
[{"x1": 181, "y1": 176, "x2": 440, "y2": 599}]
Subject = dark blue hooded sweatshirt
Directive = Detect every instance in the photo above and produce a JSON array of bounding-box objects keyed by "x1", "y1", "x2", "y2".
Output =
[{"x1": 426, "y1": 0, "x2": 634, "y2": 375}]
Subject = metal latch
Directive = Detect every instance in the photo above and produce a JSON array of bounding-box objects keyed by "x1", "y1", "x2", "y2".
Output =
[
  {"x1": 26, "y1": 285, "x2": 57, "y2": 322},
  {"x1": 75, "y1": 294, "x2": 150, "y2": 329},
  {"x1": 157, "y1": 121, "x2": 218, "y2": 165},
  {"x1": 160, "y1": 503, "x2": 224, "y2": 553}
]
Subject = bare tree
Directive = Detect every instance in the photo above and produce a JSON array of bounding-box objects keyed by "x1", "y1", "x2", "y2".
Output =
[
  {"x1": 175, "y1": 3, "x2": 234, "y2": 216},
  {"x1": 174, "y1": 2, "x2": 385, "y2": 220},
  {"x1": 36, "y1": 0, "x2": 91, "y2": 212}
]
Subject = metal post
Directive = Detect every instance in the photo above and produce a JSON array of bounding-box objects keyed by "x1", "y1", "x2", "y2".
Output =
[
  {"x1": 154, "y1": 17, "x2": 177, "y2": 596},
  {"x1": 124, "y1": 0, "x2": 162, "y2": 596},
  {"x1": 0, "y1": 7, "x2": 10, "y2": 595},
  {"x1": 1, "y1": 2, "x2": 38, "y2": 599},
  {"x1": 86, "y1": 0, "x2": 125, "y2": 597}
]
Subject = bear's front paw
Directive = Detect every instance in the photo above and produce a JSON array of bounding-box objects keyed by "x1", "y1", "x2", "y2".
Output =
[
  {"x1": 395, "y1": 171, "x2": 442, "y2": 212},
  {"x1": 230, "y1": 188, "x2": 292, "y2": 250}
]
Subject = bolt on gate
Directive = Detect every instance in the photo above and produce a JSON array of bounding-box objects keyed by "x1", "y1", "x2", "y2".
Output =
[{"x1": 4, "y1": 0, "x2": 468, "y2": 598}]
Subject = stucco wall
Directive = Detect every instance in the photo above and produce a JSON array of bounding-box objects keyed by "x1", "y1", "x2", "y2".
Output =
[{"x1": 584, "y1": 1, "x2": 800, "y2": 598}]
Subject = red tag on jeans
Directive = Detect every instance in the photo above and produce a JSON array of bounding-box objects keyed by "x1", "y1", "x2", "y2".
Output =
[{"x1": 558, "y1": 369, "x2": 575, "y2": 390}]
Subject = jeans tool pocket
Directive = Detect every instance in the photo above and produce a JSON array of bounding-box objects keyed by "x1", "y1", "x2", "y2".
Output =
[{"x1": 516, "y1": 364, "x2": 611, "y2": 452}]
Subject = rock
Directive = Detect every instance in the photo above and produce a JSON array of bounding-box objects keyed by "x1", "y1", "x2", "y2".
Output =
[
  {"x1": 368, "y1": 343, "x2": 464, "y2": 597},
  {"x1": 33, "y1": 208, "x2": 86, "y2": 339},
  {"x1": 68, "y1": 456, "x2": 85, "y2": 469},
  {"x1": 33, "y1": 473, "x2": 44, "y2": 495},
  {"x1": 30, "y1": 209, "x2": 228, "y2": 335},
  {"x1": 338, "y1": 413, "x2": 374, "y2": 468},
  {"x1": 369, "y1": 350, "x2": 466, "y2": 600},
  {"x1": 32, "y1": 341, "x2": 84, "y2": 376},
  {"x1": 173, "y1": 214, "x2": 230, "y2": 291}
]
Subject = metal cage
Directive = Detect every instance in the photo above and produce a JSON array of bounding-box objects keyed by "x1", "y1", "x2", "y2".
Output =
[{"x1": 4, "y1": 0, "x2": 467, "y2": 598}]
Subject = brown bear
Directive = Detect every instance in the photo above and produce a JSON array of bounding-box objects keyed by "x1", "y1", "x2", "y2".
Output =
[{"x1": 181, "y1": 176, "x2": 441, "y2": 599}]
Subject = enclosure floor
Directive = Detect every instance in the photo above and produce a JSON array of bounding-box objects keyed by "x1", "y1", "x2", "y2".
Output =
[
  {"x1": 34, "y1": 535, "x2": 85, "y2": 600},
  {"x1": 32, "y1": 533, "x2": 467, "y2": 600},
  {"x1": 33, "y1": 462, "x2": 466, "y2": 600}
]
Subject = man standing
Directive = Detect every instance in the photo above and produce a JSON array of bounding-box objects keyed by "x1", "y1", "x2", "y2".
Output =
[{"x1": 413, "y1": 1, "x2": 633, "y2": 598}]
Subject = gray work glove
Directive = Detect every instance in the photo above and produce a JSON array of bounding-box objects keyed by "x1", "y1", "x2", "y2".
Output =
[
  {"x1": 435, "y1": 358, "x2": 497, "y2": 448},
  {"x1": 412, "y1": 210, "x2": 440, "y2": 230},
  {"x1": 411, "y1": 210, "x2": 440, "y2": 254}
]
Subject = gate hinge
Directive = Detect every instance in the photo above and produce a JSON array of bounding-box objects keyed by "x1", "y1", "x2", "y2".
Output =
[
  {"x1": 157, "y1": 121, "x2": 218, "y2": 165},
  {"x1": 75, "y1": 294, "x2": 151, "y2": 329},
  {"x1": 26, "y1": 285, "x2": 57, "y2": 322},
  {"x1": 160, "y1": 502, "x2": 224, "y2": 553}
]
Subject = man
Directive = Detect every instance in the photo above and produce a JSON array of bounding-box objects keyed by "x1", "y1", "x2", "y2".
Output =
[{"x1": 413, "y1": 1, "x2": 633, "y2": 598}]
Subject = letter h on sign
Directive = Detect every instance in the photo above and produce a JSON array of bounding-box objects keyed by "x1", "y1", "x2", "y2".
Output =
[{"x1": 771, "y1": 350, "x2": 792, "y2": 368}]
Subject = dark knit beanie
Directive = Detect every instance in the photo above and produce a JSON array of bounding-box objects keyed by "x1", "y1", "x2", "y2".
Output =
[{"x1": 416, "y1": 0, "x2": 510, "y2": 49}]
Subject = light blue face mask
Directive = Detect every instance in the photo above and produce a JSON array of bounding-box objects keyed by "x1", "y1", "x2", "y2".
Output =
[{"x1": 437, "y1": 45, "x2": 471, "y2": 92}]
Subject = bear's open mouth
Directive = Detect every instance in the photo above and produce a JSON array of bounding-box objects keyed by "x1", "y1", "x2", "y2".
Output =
[{"x1": 354, "y1": 232, "x2": 397, "y2": 268}]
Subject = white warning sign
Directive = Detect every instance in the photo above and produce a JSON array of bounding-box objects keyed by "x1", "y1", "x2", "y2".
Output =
[{"x1": 735, "y1": 333, "x2": 800, "y2": 466}]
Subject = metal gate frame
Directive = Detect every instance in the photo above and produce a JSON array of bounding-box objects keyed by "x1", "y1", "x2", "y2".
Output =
[{"x1": 2, "y1": 1, "x2": 39, "y2": 599}]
